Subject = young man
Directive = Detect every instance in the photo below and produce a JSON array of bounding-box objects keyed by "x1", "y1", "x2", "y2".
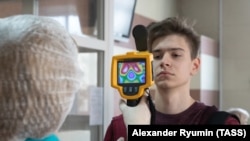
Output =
[{"x1": 104, "y1": 17, "x2": 240, "y2": 141}]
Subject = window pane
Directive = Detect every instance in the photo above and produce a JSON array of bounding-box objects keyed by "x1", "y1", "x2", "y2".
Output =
[{"x1": 38, "y1": 0, "x2": 103, "y2": 40}]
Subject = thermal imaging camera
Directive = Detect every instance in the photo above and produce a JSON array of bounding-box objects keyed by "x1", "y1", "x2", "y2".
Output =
[
  {"x1": 111, "y1": 24, "x2": 153, "y2": 106},
  {"x1": 111, "y1": 51, "x2": 154, "y2": 105}
]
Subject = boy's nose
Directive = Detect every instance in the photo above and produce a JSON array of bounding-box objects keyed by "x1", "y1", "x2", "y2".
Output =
[{"x1": 160, "y1": 54, "x2": 171, "y2": 67}]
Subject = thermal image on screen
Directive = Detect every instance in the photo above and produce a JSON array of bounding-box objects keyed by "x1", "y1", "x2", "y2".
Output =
[{"x1": 118, "y1": 61, "x2": 146, "y2": 84}]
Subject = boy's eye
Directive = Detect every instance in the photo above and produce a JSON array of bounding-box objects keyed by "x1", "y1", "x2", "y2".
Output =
[
  {"x1": 171, "y1": 52, "x2": 182, "y2": 58},
  {"x1": 153, "y1": 55, "x2": 161, "y2": 59},
  {"x1": 172, "y1": 54, "x2": 181, "y2": 57},
  {"x1": 153, "y1": 53, "x2": 162, "y2": 59}
]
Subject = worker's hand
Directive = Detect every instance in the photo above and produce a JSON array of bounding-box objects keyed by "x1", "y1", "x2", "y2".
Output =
[
  {"x1": 119, "y1": 95, "x2": 151, "y2": 127},
  {"x1": 117, "y1": 137, "x2": 124, "y2": 141}
]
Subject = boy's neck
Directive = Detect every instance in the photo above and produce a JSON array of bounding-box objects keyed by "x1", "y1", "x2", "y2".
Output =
[{"x1": 154, "y1": 87, "x2": 195, "y2": 114}]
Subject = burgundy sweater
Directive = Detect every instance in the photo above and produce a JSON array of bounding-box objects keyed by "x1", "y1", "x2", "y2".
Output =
[{"x1": 103, "y1": 102, "x2": 240, "y2": 141}]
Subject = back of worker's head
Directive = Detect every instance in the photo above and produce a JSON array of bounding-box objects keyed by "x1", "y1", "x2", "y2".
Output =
[{"x1": 0, "y1": 14, "x2": 83, "y2": 140}]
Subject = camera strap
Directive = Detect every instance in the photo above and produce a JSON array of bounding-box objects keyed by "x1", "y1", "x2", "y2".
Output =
[{"x1": 147, "y1": 91, "x2": 156, "y2": 125}]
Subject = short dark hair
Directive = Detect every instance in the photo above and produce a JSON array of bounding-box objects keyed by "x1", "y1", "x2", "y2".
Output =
[{"x1": 147, "y1": 17, "x2": 200, "y2": 59}]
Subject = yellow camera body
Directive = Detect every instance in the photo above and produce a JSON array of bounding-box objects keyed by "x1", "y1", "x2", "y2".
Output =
[{"x1": 111, "y1": 51, "x2": 154, "y2": 100}]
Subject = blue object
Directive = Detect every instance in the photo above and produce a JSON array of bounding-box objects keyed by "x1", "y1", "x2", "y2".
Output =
[{"x1": 25, "y1": 134, "x2": 60, "y2": 141}]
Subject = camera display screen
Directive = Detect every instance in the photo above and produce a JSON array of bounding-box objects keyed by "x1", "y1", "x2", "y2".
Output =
[{"x1": 117, "y1": 60, "x2": 146, "y2": 85}]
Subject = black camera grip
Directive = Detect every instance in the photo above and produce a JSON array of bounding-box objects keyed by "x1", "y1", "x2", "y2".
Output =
[{"x1": 127, "y1": 98, "x2": 141, "y2": 107}]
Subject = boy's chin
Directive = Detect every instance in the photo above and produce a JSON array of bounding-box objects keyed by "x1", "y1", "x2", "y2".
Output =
[{"x1": 155, "y1": 81, "x2": 171, "y2": 89}]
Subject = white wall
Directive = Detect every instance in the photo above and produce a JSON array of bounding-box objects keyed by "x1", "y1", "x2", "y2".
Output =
[
  {"x1": 221, "y1": 0, "x2": 250, "y2": 115},
  {"x1": 179, "y1": 0, "x2": 220, "y2": 40},
  {"x1": 135, "y1": 0, "x2": 179, "y2": 21}
]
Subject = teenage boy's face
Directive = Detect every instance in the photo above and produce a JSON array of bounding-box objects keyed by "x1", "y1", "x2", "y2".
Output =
[{"x1": 151, "y1": 34, "x2": 200, "y2": 89}]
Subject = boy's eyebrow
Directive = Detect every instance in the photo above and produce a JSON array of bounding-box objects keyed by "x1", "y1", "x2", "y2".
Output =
[{"x1": 152, "y1": 47, "x2": 185, "y2": 53}]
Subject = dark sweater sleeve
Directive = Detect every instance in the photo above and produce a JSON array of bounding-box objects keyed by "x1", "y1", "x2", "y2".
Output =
[
  {"x1": 224, "y1": 116, "x2": 241, "y2": 125},
  {"x1": 104, "y1": 115, "x2": 127, "y2": 141}
]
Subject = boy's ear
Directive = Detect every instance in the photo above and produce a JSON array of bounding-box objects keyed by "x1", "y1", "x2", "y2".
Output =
[{"x1": 191, "y1": 57, "x2": 200, "y2": 76}]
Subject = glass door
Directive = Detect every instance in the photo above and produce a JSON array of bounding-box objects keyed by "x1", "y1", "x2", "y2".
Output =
[{"x1": 58, "y1": 49, "x2": 105, "y2": 141}]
